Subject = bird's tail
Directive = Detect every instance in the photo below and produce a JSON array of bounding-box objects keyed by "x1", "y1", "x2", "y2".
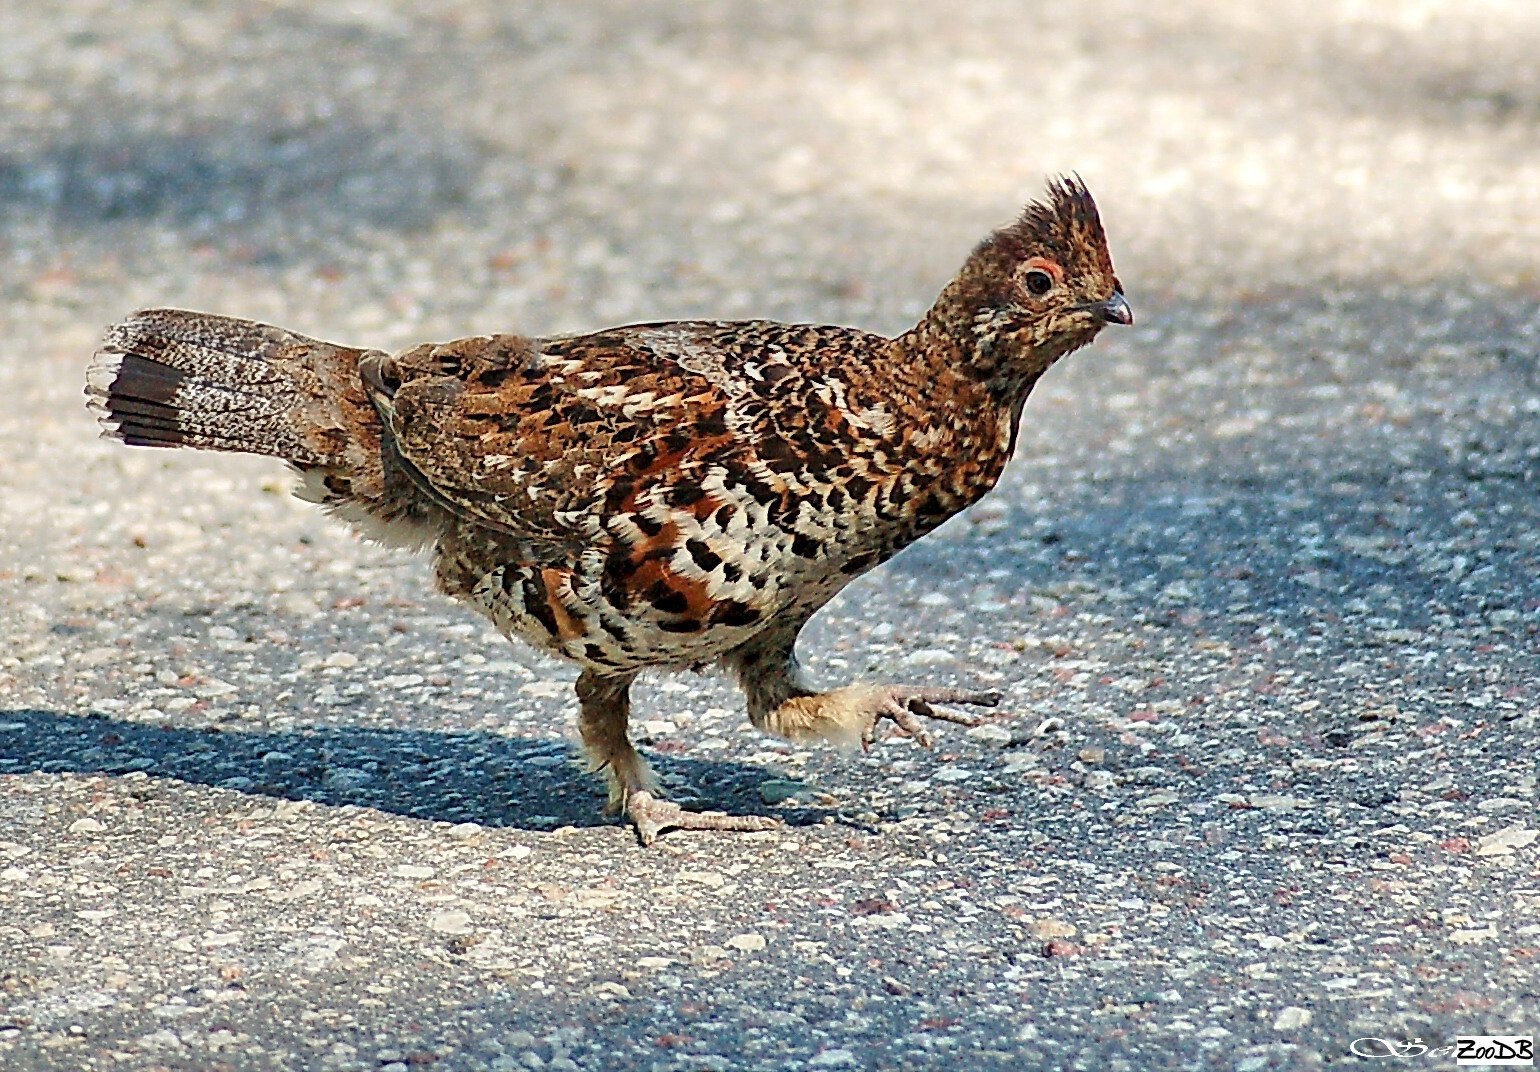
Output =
[{"x1": 86, "y1": 308, "x2": 384, "y2": 471}]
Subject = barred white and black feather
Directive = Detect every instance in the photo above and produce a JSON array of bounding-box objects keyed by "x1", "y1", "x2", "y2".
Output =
[{"x1": 86, "y1": 308, "x2": 379, "y2": 466}]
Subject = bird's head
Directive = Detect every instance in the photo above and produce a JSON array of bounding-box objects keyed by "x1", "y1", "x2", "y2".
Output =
[{"x1": 928, "y1": 175, "x2": 1131, "y2": 394}]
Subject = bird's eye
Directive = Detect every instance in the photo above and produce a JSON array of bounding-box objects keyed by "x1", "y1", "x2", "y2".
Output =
[{"x1": 1023, "y1": 269, "x2": 1054, "y2": 296}]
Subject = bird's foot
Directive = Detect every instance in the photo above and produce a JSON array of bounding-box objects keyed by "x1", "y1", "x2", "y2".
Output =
[
  {"x1": 838, "y1": 684, "x2": 1002, "y2": 750},
  {"x1": 625, "y1": 789, "x2": 780, "y2": 847}
]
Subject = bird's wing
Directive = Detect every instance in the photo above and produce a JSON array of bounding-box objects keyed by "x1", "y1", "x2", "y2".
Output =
[{"x1": 364, "y1": 321, "x2": 895, "y2": 555}]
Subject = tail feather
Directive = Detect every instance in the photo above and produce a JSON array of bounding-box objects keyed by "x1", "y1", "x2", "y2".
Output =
[{"x1": 86, "y1": 308, "x2": 382, "y2": 467}]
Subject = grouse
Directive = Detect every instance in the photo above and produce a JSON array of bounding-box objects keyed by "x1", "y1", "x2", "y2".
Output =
[{"x1": 86, "y1": 176, "x2": 1131, "y2": 844}]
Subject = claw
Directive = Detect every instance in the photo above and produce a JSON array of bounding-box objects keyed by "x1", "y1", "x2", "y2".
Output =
[
  {"x1": 860, "y1": 686, "x2": 1003, "y2": 749},
  {"x1": 625, "y1": 790, "x2": 780, "y2": 847}
]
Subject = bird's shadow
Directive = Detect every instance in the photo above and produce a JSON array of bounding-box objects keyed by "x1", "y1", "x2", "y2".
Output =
[{"x1": 0, "y1": 708, "x2": 817, "y2": 834}]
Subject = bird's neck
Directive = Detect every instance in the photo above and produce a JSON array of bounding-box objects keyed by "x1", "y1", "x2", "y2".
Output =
[
  {"x1": 880, "y1": 267, "x2": 1089, "y2": 524},
  {"x1": 871, "y1": 317, "x2": 1021, "y2": 530},
  {"x1": 901, "y1": 273, "x2": 1055, "y2": 407}
]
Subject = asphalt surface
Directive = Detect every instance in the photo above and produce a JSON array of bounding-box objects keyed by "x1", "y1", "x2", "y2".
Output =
[{"x1": 2, "y1": 2, "x2": 1538, "y2": 1070}]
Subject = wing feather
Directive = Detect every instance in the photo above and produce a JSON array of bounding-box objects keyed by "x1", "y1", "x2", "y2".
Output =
[{"x1": 368, "y1": 322, "x2": 876, "y2": 548}]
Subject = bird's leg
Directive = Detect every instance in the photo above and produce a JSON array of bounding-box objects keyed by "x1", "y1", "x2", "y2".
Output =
[
  {"x1": 574, "y1": 670, "x2": 778, "y2": 846},
  {"x1": 575, "y1": 670, "x2": 648, "y2": 816},
  {"x1": 729, "y1": 628, "x2": 1001, "y2": 749}
]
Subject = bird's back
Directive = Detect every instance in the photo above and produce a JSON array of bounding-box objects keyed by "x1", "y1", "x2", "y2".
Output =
[{"x1": 365, "y1": 318, "x2": 1011, "y2": 670}]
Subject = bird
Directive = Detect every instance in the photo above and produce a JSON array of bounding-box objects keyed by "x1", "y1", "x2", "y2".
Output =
[{"x1": 85, "y1": 176, "x2": 1131, "y2": 845}]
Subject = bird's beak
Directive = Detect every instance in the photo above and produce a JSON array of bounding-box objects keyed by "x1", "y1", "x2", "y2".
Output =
[{"x1": 1098, "y1": 292, "x2": 1133, "y2": 326}]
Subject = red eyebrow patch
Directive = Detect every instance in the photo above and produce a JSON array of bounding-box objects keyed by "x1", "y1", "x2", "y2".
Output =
[{"x1": 1022, "y1": 256, "x2": 1064, "y2": 282}]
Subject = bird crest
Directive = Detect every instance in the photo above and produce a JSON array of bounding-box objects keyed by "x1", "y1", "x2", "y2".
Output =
[{"x1": 995, "y1": 173, "x2": 1116, "y2": 282}]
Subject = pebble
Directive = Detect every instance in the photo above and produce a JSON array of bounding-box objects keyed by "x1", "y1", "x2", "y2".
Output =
[
  {"x1": 428, "y1": 909, "x2": 474, "y2": 935},
  {"x1": 724, "y1": 932, "x2": 767, "y2": 953},
  {"x1": 966, "y1": 723, "x2": 1014, "y2": 745},
  {"x1": 809, "y1": 1049, "x2": 857, "y2": 1068},
  {"x1": 68, "y1": 817, "x2": 105, "y2": 833},
  {"x1": 1477, "y1": 796, "x2": 1526, "y2": 812},
  {"x1": 323, "y1": 767, "x2": 372, "y2": 789},
  {"x1": 852, "y1": 912, "x2": 910, "y2": 929},
  {"x1": 678, "y1": 870, "x2": 726, "y2": 888},
  {"x1": 1273, "y1": 1006, "x2": 1312, "y2": 1030},
  {"x1": 1475, "y1": 825, "x2": 1537, "y2": 856},
  {"x1": 759, "y1": 779, "x2": 821, "y2": 805},
  {"x1": 1028, "y1": 918, "x2": 1077, "y2": 940},
  {"x1": 1449, "y1": 924, "x2": 1498, "y2": 944},
  {"x1": 902, "y1": 648, "x2": 956, "y2": 667},
  {"x1": 1249, "y1": 794, "x2": 1306, "y2": 810},
  {"x1": 1084, "y1": 770, "x2": 1117, "y2": 791}
]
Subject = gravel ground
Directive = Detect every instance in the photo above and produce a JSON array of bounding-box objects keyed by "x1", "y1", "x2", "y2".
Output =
[{"x1": 2, "y1": 2, "x2": 1539, "y2": 1069}]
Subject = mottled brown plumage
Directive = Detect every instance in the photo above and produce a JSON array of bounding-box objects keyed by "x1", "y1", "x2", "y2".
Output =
[{"x1": 85, "y1": 176, "x2": 1131, "y2": 844}]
